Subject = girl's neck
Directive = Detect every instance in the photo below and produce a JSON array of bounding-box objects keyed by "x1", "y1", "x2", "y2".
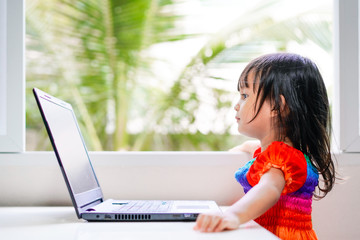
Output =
[{"x1": 260, "y1": 137, "x2": 293, "y2": 152}]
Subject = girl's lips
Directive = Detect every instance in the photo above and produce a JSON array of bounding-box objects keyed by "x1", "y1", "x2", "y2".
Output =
[{"x1": 235, "y1": 116, "x2": 240, "y2": 122}]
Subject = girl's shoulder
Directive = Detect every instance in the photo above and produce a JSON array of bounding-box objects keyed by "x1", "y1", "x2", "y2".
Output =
[
  {"x1": 247, "y1": 141, "x2": 308, "y2": 194},
  {"x1": 253, "y1": 141, "x2": 303, "y2": 159}
]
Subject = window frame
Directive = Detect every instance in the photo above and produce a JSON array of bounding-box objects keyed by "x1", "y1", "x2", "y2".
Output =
[
  {"x1": 0, "y1": 0, "x2": 25, "y2": 152},
  {"x1": 333, "y1": 0, "x2": 360, "y2": 153}
]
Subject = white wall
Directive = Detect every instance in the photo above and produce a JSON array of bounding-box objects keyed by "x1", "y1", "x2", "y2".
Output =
[
  {"x1": 312, "y1": 154, "x2": 360, "y2": 240},
  {"x1": 0, "y1": 152, "x2": 359, "y2": 239},
  {"x1": 0, "y1": 152, "x2": 248, "y2": 206}
]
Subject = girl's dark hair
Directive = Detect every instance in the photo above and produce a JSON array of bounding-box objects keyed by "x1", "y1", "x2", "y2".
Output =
[{"x1": 238, "y1": 53, "x2": 335, "y2": 199}]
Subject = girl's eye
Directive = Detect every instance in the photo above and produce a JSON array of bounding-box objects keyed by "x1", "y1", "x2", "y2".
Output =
[{"x1": 240, "y1": 94, "x2": 248, "y2": 100}]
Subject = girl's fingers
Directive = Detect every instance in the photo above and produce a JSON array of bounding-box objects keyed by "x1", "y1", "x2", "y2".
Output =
[
  {"x1": 194, "y1": 213, "x2": 223, "y2": 232},
  {"x1": 194, "y1": 214, "x2": 211, "y2": 231},
  {"x1": 199, "y1": 215, "x2": 212, "y2": 232},
  {"x1": 193, "y1": 214, "x2": 204, "y2": 230},
  {"x1": 214, "y1": 219, "x2": 228, "y2": 232},
  {"x1": 194, "y1": 212, "x2": 240, "y2": 233},
  {"x1": 206, "y1": 215, "x2": 222, "y2": 232}
]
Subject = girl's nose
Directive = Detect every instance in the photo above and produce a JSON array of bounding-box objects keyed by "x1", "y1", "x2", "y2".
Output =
[{"x1": 234, "y1": 103, "x2": 240, "y2": 111}]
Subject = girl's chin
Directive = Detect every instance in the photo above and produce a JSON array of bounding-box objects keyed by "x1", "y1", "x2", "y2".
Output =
[{"x1": 237, "y1": 129, "x2": 255, "y2": 139}]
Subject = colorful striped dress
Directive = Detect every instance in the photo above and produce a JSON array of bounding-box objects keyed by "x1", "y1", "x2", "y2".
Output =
[{"x1": 235, "y1": 141, "x2": 319, "y2": 240}]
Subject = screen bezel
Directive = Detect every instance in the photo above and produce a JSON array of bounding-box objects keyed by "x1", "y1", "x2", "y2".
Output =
[{"x1": 33, "y1": 88, "x2": 104, "y2": 218}]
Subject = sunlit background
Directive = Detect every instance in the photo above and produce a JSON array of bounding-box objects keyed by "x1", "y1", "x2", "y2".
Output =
[{"x1": 25, "y1": 0, "x2": 333, "y2": 151}]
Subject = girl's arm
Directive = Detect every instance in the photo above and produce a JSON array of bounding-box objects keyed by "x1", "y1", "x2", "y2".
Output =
[{"x1": 193, "y1": 167, "x2": 285, "y2": 232}]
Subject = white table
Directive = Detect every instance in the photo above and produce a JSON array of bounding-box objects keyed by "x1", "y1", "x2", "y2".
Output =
[{"x1": 0, "y1": 207, "x2": 278, "y2": 240}]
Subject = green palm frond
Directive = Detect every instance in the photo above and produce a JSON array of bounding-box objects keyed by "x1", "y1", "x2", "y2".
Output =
[{"x1": 26, "y1": 0, "x2": 187, "y2": 150}]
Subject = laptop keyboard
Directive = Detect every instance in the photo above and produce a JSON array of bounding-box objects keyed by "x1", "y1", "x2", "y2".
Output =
[{"x1": 112, "y1": 201, "x2": 172, "y2": 213}]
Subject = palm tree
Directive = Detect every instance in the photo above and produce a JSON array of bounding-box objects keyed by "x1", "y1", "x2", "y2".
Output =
[{"x1": 26, "y1": 0, "x2": 187, "y2": 150}]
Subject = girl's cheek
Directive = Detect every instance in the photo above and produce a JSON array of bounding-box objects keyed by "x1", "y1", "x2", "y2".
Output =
[{"x1": 239, "y1": 101, "x2": 246, "y2": 111}]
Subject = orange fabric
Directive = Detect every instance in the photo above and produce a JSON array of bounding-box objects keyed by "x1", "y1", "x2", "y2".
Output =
[
  {"x1": 255, "y1": 195, "x2": 318, "y2": 240},
  {"x1": 262, "y1": 224, "x2": 318, "y2": 240},
  {"x1": 247, "y1": 141, "x2": 307, "y2": 195},
  {"x1": 253, "y1": 147, "x2": 262, "y2": 158}
]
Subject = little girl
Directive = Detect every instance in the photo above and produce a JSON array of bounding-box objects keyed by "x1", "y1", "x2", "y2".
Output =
[{"x1": 193, "y1": 53, "x2": 336, "y2": 239}]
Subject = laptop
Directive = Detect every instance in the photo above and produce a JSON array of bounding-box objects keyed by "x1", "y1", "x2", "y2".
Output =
[{"x1": 33, "y1": 88, "x2": 220, "y2": 222}]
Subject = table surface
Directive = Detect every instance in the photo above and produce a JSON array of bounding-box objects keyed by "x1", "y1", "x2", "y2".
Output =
[{"x1": 0, "y1": 207, "x2": 279, "y2": 240}]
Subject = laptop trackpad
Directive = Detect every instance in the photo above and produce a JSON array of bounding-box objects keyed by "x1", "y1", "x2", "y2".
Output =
[{"x1": 172, "y1": 201, "x2": 219, "y2": 213}]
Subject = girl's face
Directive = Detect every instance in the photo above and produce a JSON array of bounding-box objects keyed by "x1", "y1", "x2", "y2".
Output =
[{"x1": 234, "y1": 71, "x2": 275, "y2": 144}]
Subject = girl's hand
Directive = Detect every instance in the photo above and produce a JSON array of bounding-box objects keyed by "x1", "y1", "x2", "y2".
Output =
[
  {"x1": 193, "y1": 211, "x2": 240, "y2": 233},
  {"x1": 229, "y1": 140, "x2": 260, "y2": 155}
]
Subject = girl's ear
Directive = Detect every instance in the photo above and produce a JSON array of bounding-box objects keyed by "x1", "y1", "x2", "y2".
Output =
[
  {"x1": 279, "y1": 95, "x2": 289, "y2": 116},
  {"x1": 271, "y1": 95, "x2": 289, "y2": 117}
]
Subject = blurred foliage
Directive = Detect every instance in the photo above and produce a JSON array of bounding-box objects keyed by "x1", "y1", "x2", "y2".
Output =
[
  {"x1": 26, "y1": 0, "x2": 332, "y2": 151},
  {"x1": 26, "y1": 0, "x2": 191, "y2": 150},
  {"x1": 151, "y1": 1, "x2": 332, "y2": 148}
]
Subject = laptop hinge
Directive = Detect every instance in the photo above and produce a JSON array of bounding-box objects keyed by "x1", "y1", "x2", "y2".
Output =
[{"x1": 80, "y1": 198, "x2": 103, "y2": 211}]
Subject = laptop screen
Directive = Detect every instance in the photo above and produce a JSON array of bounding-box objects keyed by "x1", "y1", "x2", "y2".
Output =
[{"x1": 38, "y1": 96, "x2": 100, "y2": 194}]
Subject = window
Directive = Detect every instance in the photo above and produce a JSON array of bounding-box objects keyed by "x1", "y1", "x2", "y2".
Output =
[
  {"x1": 0, "y1": 0, "x2": 25, "y2": 152},
  {"x1": 25, "y1": 0, "x2": 333, "y2": 152},
  {"x1": 1, "y1": 0, "x2": 358, "y2": 153}
]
